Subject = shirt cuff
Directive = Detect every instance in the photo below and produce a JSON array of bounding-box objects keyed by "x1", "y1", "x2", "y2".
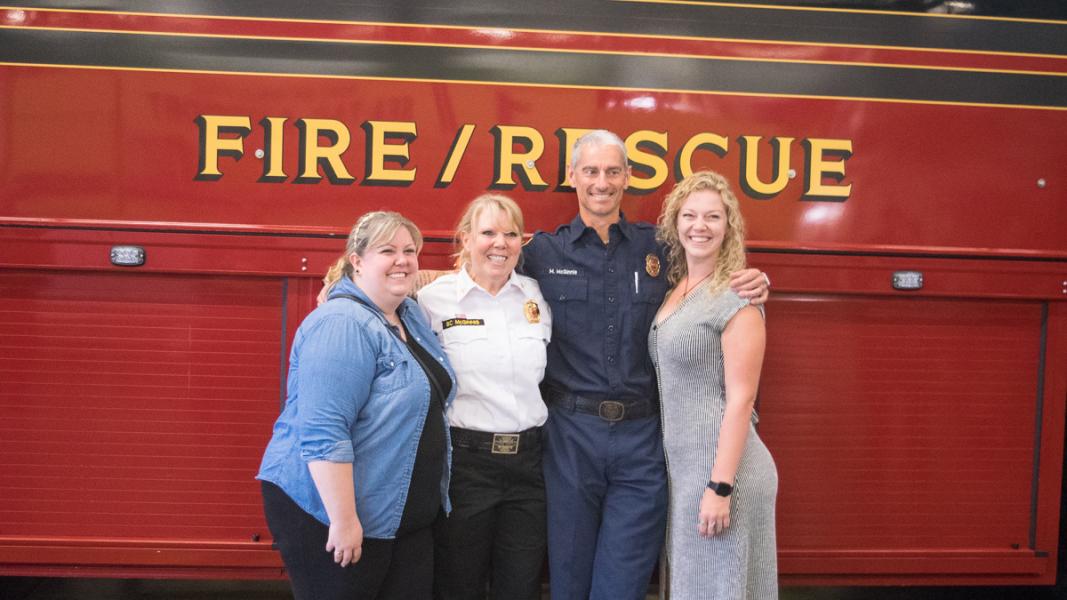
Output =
[{"x1": 300, "y1": 439, "x2": 355, "y2": 463}]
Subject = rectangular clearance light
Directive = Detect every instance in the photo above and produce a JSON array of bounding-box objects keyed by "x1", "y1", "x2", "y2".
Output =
[
  {"x1": 891, "y1": 270, "x2": 923, "y2": 291},
  {"x1": 110, "y1": 245, "x2": 146, "y2": 267}
]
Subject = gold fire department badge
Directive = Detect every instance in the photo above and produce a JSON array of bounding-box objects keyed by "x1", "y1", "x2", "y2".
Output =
[
  {"x1": 524, "y1": 299, "x2": 541, "y2": 324},
  {"x1": 645, "y1": 254, "x2": 661, "y2": 278}
]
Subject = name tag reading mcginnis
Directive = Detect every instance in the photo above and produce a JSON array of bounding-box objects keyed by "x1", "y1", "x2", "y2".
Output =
[{"x1": 442, "y1": 317, "x2": 486, "y2": 330}]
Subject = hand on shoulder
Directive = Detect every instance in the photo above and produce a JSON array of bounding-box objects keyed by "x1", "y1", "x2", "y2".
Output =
[{"x1": 729, "y1": 268, "x2": 770, "y2": 305}]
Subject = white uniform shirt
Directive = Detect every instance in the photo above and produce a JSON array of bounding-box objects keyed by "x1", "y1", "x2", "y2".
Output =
[{"x1": 417, "y1": 267, "x2": 552, "y2": 433}]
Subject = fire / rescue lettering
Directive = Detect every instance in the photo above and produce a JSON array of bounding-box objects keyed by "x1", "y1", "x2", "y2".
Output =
[
  {"x1": 194, "y1": 115, "x2": 251, "y2": 181},
  {"x1": 626, "y1": 130, "x2": 669, "y2": 195},
  {"x1": 803, "y1": 138, "x2": 853, "y2": 201},
  {"x1": 296, "y1": 118, "x2": 354, "y2": 185},
  {"x1": 675, "y1": 133, "x2": 729, "y2": 180},
  {"x1": 554, "y1": 127, "x2": 592, "y2": 189},
  {"x1": 490, "y1": 125, "x2": 548, "y2": 191},
  {"x1": 259, "y1": 117, "x2": 287, "y2": 183},
  {"x1": 436, "y1": 124, "x2": 476, "y2": 188},
  {"x1": 362, "y1": 120, "x2": 417, "y2": 187},
  {"x1": 194, "y1": 114, "x2": 852, "y2": 201},
  {"x1": 739, "y1": 136, "x2": 794, "y2": 200}
]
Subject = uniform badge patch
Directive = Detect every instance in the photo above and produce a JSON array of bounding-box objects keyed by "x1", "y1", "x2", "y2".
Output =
[
  {"x1": 645, "y1": 254, "x2": 661, "y2": 278},
  {"x1": 524, "y1": 299, "x2": 541, "y2": 324}
]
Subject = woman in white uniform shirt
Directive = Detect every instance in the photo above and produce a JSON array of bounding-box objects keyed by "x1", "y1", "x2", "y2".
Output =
[{"x1": 417, "y1": 193, "x2": 551, "y2": 600}]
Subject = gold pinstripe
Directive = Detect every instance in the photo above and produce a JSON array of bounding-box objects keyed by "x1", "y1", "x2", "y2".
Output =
[
  {"x1": 2, "y1": 24, "x2": 1065, "y2": 78},
  {"x1": 3, "y1": 5, "x2": 1066, "y2": 61},
  {"x1": 615, "y1": 0, "x2": 1067, "y2": 25},
  {"x1": 2, "y1": 60, "x2": 1064, "y2": 112}
]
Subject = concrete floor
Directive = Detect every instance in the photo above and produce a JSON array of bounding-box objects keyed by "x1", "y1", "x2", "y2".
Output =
[{"x1": 0, "y1": 578, "x2": 1064, "y2": 600}]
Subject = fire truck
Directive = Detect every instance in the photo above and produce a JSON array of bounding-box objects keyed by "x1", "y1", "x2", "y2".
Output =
[{"x1": 1, "y1": 0, "x2": 1065, "y2": 587}]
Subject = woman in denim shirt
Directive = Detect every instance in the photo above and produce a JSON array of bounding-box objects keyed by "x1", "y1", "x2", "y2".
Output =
[{"x1": 258, "y1": 211, "x2": 456, "y2": 600}]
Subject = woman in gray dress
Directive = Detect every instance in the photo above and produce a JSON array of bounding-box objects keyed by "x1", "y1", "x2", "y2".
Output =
[{"x1": 649, "y1": 171, "x2": 778, "y2": 599}]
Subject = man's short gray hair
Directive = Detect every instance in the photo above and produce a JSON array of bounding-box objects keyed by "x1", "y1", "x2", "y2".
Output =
[{"x1": 571, "y1": 129, "x2": 628, "y2": 171}]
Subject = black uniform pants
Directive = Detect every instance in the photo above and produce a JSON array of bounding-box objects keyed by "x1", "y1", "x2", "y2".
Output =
[
  {"x1": 261, "y1": 481, "x2": 433, "y2": 600},
  {"x1": 433, "y1": 434, "x2": 547, "y2": 600}
]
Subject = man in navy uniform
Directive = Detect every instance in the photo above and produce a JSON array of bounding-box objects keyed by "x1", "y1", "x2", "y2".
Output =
[{"x1": 523, "y1": 130, "x2": 769, "y2": 600}]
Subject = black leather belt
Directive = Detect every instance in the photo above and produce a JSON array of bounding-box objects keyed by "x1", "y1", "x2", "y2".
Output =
[
  {"x1": 449, "y1": 426, "x2": 542, "y2": 455},
  {"x1": 543, "y1": 388, "x2": 657, "y2": 422}
]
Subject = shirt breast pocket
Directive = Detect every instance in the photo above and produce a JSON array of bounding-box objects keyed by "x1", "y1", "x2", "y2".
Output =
[
  {"x1": 373, "y1": 353, "x2": 412, "y2": 394},
  {"x1": 539, "y1": 278, "x2": 588, "y2": 337},
  {"x1": 515, "y1": 322, "x2": 549, "y2": 375},
  {"x1": 441, "y1": 324, "x2": 490, "y2": 373},
  {"x1": 635, "y1": 277, "x2": 668, "y2": 305},
  {"x1": 634, "y1": 277, "x2": 669, "y2": 333}
]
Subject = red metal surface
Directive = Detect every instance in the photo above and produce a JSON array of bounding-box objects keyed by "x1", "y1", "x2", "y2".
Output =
[
  {"x1": 2, "y1": 64, "x2": 1064, "y2": 258},
  {"x1": 748, "y1": 252, "x2": 1067, "y2": 584},
  {"x1": 765, "y1": 295, "x2": 1039, "y2": 544},
  {"x1": 0, "y1": 269, "x2": 285, "y2": 575},
  {"x1": 0, "y1": 245, "x2": 1061, "y2": 583},
  {"x1": 0, "y1": 228, "x2": 456, "y2": 277},
  {"x1": 0, "y1": 272, "x2": 280, "y2": 531},
  {"x1": 0, "y1": 232, "x2": 462, "y2": 577},
  {"x1": 1035, "y1": 302, "x2": 1067, "y2": 579},
  {"x1": 6, "y1": 7, "x2": 1066, "y2": 74},
  {"x1": 0, "y1": 1, "x2": 1065, "y2": 586}
]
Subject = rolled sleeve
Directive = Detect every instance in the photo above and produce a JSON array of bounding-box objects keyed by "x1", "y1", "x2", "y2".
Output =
[
  {"x1": 295, "y1": 314, "x2": 376, "y2": 463},
  {"x1": 300, "y1": 439, "x2": 355, "y2": 463}
]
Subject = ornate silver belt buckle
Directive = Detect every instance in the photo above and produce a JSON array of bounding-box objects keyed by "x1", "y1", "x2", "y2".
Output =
[
  {"x1": 491, "y1": 433, "x2": 520, "y2": 454},
  {"x1": 598, "y1": 400, "x2": 626, "y2": 422}
]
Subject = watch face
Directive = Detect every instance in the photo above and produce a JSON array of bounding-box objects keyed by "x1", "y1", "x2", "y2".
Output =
[{"x1": 712, "y1": 482, "x2": 733, "y2": 497}]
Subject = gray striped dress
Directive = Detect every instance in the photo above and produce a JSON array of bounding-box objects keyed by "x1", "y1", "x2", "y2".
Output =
[{"x1": 649, "y1": 283, "x2": 778, "y2": 600}]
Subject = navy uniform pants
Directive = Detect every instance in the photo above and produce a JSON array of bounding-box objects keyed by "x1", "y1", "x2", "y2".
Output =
[{"x1": 543, "y1": 405, "x2": 668, "y2": 600}]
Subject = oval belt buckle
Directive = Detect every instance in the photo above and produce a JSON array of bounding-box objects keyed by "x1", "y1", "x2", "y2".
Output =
[{"x1": 598, "y1": 401, "x2": 626, "y2": 422}]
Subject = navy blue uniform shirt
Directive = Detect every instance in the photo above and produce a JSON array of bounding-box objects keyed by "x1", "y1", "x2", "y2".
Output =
[{"x1": 523, "y1": 213, "x2": 670, "y2": 401}]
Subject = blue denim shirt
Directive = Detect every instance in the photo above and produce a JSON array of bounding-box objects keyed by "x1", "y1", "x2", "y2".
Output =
[
  {"x1": 523, "y1": 213, "x2": 670, "y2": 401},
  {"x1": 257, "y1": 276, "x2": 455, "y2": 539}
]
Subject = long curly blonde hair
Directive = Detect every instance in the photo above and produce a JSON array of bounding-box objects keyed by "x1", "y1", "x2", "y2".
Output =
[{"x1": 656, "y1": 170, "x2": 747, "y2": 292}]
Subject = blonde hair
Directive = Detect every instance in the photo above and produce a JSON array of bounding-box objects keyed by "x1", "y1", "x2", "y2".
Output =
[
  {"x1": 323, "y1": 211, "x2": 423, "y2": 289},
  {"x1": 453, "y1": 193, "x2": 525, "y2": 269},
  {"x1": 656, "y1": 171, "x2": 747, "y2": 291}
]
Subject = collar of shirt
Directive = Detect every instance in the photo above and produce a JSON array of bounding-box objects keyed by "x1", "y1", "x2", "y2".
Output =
[
  {"x1": 564, "y1": 211, "x2": 636, "y2": 245},
  {"x1": 327, "y1": 276, "x2": 414, "y2": 322},
  {"x1": 455, "y1": 265, "x2": 524, "y2": 302}
]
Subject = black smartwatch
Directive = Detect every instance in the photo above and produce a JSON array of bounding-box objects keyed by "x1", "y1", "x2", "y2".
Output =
[{"x1": 707, "y1": 480, "x2": 733, "y2": 497}]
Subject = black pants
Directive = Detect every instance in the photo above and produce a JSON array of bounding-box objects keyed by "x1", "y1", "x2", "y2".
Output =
[
  {"x1": 433, "y1": 439, "x2": 547, "y2": 600},
  {"x1": 262, "y1": 481, "x2": 433, "y2": 600}
]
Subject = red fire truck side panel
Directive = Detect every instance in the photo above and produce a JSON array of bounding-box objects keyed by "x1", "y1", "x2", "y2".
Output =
[{"x1": 1, "y1": 1, "x2": 1065, "y2": 585}]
